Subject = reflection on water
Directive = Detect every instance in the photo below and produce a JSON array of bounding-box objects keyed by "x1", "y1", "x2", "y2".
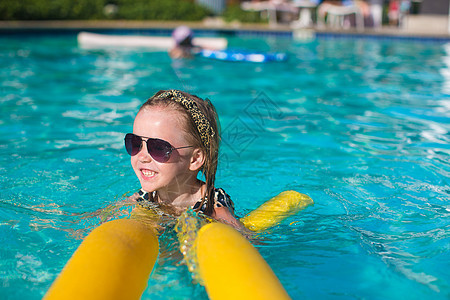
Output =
[{"x1": 441, "y1": 43, "x2": 450, "y2": 94}]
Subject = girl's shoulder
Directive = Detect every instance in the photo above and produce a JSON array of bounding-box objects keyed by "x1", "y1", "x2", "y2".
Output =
[
  {"x1": 212, "y1": 187, "x2": 234, "y2": 210},
  {"x1": 192, "y1": 187, "x2": 234, "y2": 213}
]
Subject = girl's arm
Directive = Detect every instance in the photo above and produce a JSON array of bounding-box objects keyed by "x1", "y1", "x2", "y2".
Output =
[{"x1": 212, "y1": 206, "x2": 251, "y2": 233}]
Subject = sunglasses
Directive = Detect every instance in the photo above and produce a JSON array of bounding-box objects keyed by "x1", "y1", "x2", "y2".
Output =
[{"x1": 124, "y1": 133, "x2": 193, "y2": 163}]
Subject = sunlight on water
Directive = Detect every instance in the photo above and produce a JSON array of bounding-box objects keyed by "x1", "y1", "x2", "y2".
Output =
[{"x1": 0, "y1": 33, "x2": 449, "y2": 299}]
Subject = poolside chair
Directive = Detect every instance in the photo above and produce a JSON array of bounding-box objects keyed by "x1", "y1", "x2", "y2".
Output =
[
  {"x1": 317, "y1": 1, "x2": 364, "y2": 31},
  {"x1": 241, "y1": 0, "x2": 298, "y2": 27},
  {"x1": 290, "y1": 0, "x2": 319, "y2": 28}
]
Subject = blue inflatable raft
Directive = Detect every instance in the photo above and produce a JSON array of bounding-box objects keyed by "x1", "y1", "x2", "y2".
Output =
[{"x1": 199, "y1": 49, "x2": 288, "y2": 63}]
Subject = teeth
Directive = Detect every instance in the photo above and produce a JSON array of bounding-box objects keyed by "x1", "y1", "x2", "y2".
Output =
[{"x1": 142, "y1": 170, "x2": 155, "y2": 177}]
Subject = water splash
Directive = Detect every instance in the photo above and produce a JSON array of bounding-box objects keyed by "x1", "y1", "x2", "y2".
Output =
[{"x1": 175, "y1": 209, "x2": 209, "y2": 285}]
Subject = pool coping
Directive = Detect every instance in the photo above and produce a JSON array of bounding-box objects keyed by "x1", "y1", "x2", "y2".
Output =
[{"x1": 0, "y1": 20, "x2": 449, "y2": 42}]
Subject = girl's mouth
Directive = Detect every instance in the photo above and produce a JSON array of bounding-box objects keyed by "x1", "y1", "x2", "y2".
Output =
[{"x1": 141, "y1": 169, "x2": 156, "y2": 179}]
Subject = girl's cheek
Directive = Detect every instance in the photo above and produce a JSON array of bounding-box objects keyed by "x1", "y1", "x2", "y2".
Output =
[{"x1": 131, "y1": 157, "x2": 140, "y2": 173}]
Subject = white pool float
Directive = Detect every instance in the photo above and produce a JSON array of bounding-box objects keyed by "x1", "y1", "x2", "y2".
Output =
[{"x1": 77, "y1": 31, "x2": 228, "y2": 50}]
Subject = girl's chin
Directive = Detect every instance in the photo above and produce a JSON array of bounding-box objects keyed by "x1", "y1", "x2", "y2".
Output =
[{"x1": 140, "y1": 183, "x2": 157, "y2": 192}]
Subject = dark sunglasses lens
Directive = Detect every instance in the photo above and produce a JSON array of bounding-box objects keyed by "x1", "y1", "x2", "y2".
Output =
[
  {"x1": 147, "y1": 139, "x2": 172, "y2": 163},
  {"x1": 124, "y1": 134, "x2": 142, "y2": 156}
]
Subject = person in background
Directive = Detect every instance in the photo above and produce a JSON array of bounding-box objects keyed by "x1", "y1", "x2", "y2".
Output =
[
  {"x1": 388, "y1": 0, "x2": 400, "y2": 25},
  {"x1": 388, "y1": 0, "x2": 410, "y2": 27},
  {"x1": 169, "y1": 26, "x2": 201, "y2": 59}
]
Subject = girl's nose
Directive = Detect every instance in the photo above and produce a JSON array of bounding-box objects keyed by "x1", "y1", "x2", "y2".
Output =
[{"x1": 137, "y1": 141, "x2": 153, "y2": 162}]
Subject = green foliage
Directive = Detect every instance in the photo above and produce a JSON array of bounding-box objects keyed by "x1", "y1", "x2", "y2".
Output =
[
  {"x1": 0, "y1": 0, "x2": 107, "y2": 20},
  {"x1": 0, "y1": 0, "x2": 210, "y2": 21},
  {"x1": 113, "y1": 0, "x2": 211, "y2": 21},
  {"x1": 222, "y1": 4, "x2": 266, "y2": 23}
]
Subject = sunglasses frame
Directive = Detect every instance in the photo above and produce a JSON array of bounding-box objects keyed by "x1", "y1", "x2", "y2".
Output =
[{"x1": 124, "y1": 133, "x2": 193, "y2": 163}]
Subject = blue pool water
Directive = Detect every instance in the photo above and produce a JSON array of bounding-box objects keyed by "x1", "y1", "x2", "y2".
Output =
[{"x1": 1, "y1": 31, "x2": 449, "y2": 299}]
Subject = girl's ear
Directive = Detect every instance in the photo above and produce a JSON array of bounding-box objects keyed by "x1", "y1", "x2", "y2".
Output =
[{"x1": 189, "y1": 148, "x2": 205, "y2": 171}]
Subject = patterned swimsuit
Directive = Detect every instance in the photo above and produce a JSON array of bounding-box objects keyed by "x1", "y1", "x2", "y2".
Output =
[{"x1": 137, "y1": 188, "x2": 234, "y2": 214}]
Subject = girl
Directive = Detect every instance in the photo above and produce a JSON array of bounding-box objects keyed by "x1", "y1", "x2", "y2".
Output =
[{"x1": 125, "y1": 89, "x2": 245, "y2": 230}]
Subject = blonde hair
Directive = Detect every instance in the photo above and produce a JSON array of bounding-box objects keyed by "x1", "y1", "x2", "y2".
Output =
[{"x1": 140, "y1": 90, "x2": 220, "y2": 215}]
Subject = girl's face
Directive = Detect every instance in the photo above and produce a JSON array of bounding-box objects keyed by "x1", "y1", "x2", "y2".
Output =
[{"x1": 131, "y1": 106, "x2": 202, "y2": 194}]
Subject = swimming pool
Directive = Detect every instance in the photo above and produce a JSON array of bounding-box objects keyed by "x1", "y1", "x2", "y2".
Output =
[{"x1": 1, "y1": 30, "x2": 449, "y2": 299}]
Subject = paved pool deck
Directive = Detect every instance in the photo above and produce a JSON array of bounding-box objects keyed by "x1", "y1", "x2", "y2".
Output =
[{"x1": 0, "y1": 19, "x2": 448, "y2": 40}]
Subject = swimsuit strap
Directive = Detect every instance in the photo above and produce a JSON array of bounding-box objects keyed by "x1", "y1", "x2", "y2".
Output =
[
  {"x1": 192, "y1": 188, "x2": 234, "y2": 214},
  {"x1": 136, "y1": 188, "x2": 234, "y2": 215},
  {"x1": 137, "y1": 189, "x2": 151, "y2": 202}
]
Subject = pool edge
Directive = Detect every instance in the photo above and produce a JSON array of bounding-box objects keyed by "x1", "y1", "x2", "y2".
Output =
[{"x1": 0, "y1": 20, "x2": 449, "y2": 42}]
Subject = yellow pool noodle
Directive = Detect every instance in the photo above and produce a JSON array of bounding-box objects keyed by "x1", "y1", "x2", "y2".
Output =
[
  {"x1": 240, "y1": 190, "x2": 313, "y2": 232},
  {"x1": 44, "y1": 218, "x2": 159, "y2": 300},
  {"x1": 196, "y1": 222, "x2": 291, "y2": 300}
]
